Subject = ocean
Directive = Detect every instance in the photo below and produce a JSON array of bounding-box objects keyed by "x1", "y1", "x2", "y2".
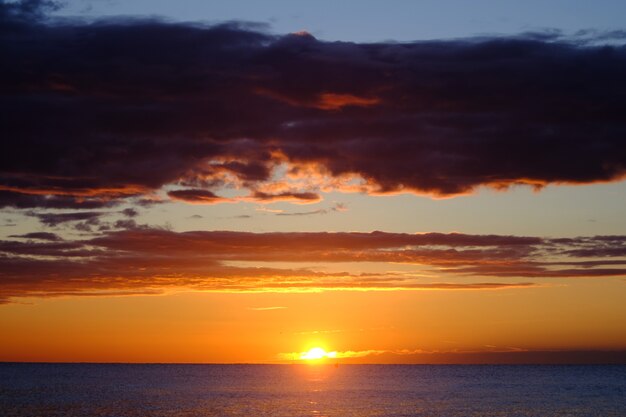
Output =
[{"x1": 1, "y1": 364, "x2": 625, "y2": 416}]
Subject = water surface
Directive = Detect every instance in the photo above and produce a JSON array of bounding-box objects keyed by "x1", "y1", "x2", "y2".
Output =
[{"x1": 1, "y1": 364, "x2": 625, "y2": 416}]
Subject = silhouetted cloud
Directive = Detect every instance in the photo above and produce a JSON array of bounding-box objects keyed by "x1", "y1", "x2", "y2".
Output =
[
  {"x1": 250, "y1": 191, "x2": 321, "y2": 203},
  {"x1": 121, "y1": 208, "x2": 139, "y2": 217},
  {"x1": 0, "y1": 191, "x2": 117, "y2": 209},
  {"x1": 2, "y1": 1, "x2": 625, "y2": 209},
  {"x1": 1, "y1": 228, "x2": 624, "y2": 303},
  {"x1": 9, "y1": 232, "x2": 61, "y2": 241},
  {"x1": 167, "y1": 189, "x2": 229, "y2": 204},
  {"x1": 27, "y1": 211, "x2": 104, "y2": 226},
  {"x1": 112, "y1": 219, "x2": 138, "y2": 230},
  {"x1": 0, "y1": 239, "x2": 98, "y2": 257}
]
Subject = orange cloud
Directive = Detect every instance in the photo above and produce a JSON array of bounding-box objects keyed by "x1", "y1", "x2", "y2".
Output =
[
  {"x1": 248, "y1": 190, "x2": 321, "y2": 204},
  {"x1": 0, "y1": 184, "x2": 147, "y2": 198},
  {"x1": 314, "y1": 93, "x2": 380, "y2": 110},
  {"x1": 1, "y1": 229, "x2": 624, "y2": 303},
  {"x1": 254, "y1": 88, "x2": 380, "y2": 110}
]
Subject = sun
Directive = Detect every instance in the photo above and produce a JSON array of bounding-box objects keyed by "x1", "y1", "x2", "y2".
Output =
[{"x1": 300, "y1": 347, "x2": 337, "y2": 361}]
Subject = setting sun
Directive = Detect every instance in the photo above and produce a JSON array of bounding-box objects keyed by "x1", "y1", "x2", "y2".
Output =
[{"x1": 300, "y1": 347, "x2": 337, "y2": 361}]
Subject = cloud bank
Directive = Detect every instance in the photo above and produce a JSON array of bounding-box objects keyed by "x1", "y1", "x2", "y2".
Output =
[
  {"x1": 1, "y1": 229, "x2": 625, "y2": 303},
  {"x1": 1, "y1": 0, "x2": 626, "y2": 210}
]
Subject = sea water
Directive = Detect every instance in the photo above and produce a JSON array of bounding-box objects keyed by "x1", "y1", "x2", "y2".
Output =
[{"x1": 1, "y1": 364, "x2": 625, "y2": 416}]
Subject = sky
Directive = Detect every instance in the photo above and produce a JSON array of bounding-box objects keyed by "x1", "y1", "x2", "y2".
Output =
[{"x1": 1, "y1": 0, "x2": 625, "y2": 364}]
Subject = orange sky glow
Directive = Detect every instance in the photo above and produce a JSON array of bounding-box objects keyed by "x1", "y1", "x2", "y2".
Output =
[{"x1": 2, "y1": 3, "x2": 626, "y2": 364}]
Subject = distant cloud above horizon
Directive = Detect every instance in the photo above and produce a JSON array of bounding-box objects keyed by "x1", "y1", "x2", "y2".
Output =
[
  {"x1": 1, "y1": 0, "x2": 626, "y2": 213},
  {"x1": 1, "y1": 228, "x2": 625, "y2": 304}
]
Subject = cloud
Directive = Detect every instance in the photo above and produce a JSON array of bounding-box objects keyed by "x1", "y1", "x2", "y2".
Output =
[
  {"x1": 21, "y1": 209, "x2": 148, "y2": 232},
  {"x1": 0, "y1": 239, "x2": 98, "y2": 257},
  {"x1": 275, "y1": 208, "x2": 327, "y2": 216},
  {"x1": 112, "y1": 219, "x2": 138, "y2": 230},
  {"x1": 9, "y1": 232, "x2": 61, "y2": 241},
  {"x1": 87, "y1": 229, "x2": 542, "y2": 255},
  {"x1": 250, "y1": 191, "x2": 321, "y2": 203},
  {"x1": 2, "y1": 4, "x2": 625, "y2": 209},
  {"x1": 0, "y1": 0, "x2": 60, "y2": 23},
  {"x1": 277, "y1": 348, "x2": 422, "y2": 361},
  {"x1": 255, "y1": 89, "x2": 380, "y2": 110},
  {"x1": 27, "y1": 211, "x2": 104, "y2": 226},
  {"x1": 0, "y1": 228, "x2": 625, "y2": 303},
  {"x1": 121, "y1": 208, "x2": 139, "y2": 217},
  {"x1": 277, "y1": 348, "x2": 626, "y2": 364},
  {"x1": 275, "y1": 202, "x2": 347, "y2": 216},
  {"x1": 167, "y1": 189, "x2": 230, "y2": 204},
  {"x1": 0, "y1": 191, "x2": 118, "y2": 209}
]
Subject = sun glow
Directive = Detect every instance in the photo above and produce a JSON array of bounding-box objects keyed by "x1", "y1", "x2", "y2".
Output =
[{"x1": 300, "y1": 347, "x2": 337, "y2": 361}]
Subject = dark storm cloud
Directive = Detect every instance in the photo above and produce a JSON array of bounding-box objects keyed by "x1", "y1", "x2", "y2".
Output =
[
  {"x1": 1, "y1": 228, "x2": 625, "y2": 303},
  {"x1": 2, "y1": 0, "x2": 626, "y2": 207}
]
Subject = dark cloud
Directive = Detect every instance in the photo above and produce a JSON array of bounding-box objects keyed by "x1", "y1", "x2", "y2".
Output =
[
  {"x1": 135, "y1": 198, "x2": 165, "y2": 207},
  {"x1": 27, "y1": 211, "x2": 104, "y2": 226},
  {"x1": 167, "y1": 189, "x2": 229, "y2": 204},
  {"x1": 549, "y1": 235, "x2": 626, "y2": 258},
  {"x1": 88, "y1": 230, "x2": 543, "y2": 254},
  {"x1": 2, "y1": 3, "x2": 625, "y2": 207},
  {"x1": 9, "y1": 232, "x2": 61, "y2": 241},
  {"x1": 0, "y1": 228, "x2": 624, "y2": 303},
  {"x1": 251, "y1": 191, "x2": 321, "y2": 203},
  {"x1": 334, "y1": 349, "x2": 626, "y2": 365},
  {"x1": 121, "y1": 207, "x2": 139, "y2": 217},
  {"x1": 0, "y1": 191, "x2": 118, "y2": 209},
  {"x1": 0, "y1": 239, "x2": 96, "y2": 257},
  {"x1": 112, "y1": 218, "x2": 138, "y2": 230}
]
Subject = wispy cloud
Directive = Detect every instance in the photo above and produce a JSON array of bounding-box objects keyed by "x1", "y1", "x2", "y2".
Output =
[
  {"x1": 275, "y1": 202, "x2": 348, "y2": 217},
  {"x1": 276, "y1": 348, "x2": 433, "y2": 361},
  {"x1": 277, "y1": 346, "x2": 626, "y2": 364},
  {"x1": 1, "y1": 228, "x2": 625, "y2": 303}
]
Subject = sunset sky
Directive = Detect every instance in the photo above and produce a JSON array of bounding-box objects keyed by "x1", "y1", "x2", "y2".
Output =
[{"x1": 1, "y1": 0, "x2": 625, "y2": 364}]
